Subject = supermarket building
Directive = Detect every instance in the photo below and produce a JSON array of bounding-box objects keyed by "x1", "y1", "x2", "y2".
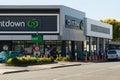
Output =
[{"x1": 0, "y1": 5, "x2": 112, "y2": 58}]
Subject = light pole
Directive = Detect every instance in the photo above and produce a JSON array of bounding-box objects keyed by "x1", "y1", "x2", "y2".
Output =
[{"x1": 36, "y1": 31, "x2": 39, "y2": 45}]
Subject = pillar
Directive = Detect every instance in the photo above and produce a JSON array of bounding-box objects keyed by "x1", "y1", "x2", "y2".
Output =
[
  {"x1": 61, "y1": 41, "x2": 66, "y2": 56},
  {"x1": 71, "y1": 41, "x2": 75, "y2": 57},
  {"x1": 89, "y1": 36, "x2": 92, "y2": 52},
  {"x1": 102, "y1": 38, "x2": 105, "y2": 52},
  {"x1": 96, "y1": 37, "x2": 99, "y2": 55}
]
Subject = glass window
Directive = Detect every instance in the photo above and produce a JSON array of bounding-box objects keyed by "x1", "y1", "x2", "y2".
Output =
[{"x1": 108, "y1": 51, "x2": 116, "y2": 54}]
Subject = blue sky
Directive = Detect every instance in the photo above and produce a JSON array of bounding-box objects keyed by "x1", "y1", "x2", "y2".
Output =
[{"x1": 0, "y1": 0, "x2": 119, "y2": 21}]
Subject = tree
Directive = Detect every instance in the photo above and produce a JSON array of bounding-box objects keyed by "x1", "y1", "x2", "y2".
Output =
[{"x1": 100, "y1": 19, "x2": 120, "y2": 41}]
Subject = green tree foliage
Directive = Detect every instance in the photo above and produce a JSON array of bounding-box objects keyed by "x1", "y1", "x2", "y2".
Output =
[{"x1": 100, "y1": 19, "x2": 120, "y2": 41}]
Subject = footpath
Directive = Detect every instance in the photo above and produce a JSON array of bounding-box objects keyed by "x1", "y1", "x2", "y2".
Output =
[{"x1": 0, "y1": 62, "x2": 90, "y2": 75}]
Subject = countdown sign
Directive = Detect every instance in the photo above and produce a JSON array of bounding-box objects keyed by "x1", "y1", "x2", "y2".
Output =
[{"x1": 0, "y1": 14, "x2": 59, "y2": 34}]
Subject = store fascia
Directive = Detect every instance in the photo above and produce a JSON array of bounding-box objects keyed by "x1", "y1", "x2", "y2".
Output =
[{"x1": 0, "y1": 14, "x2": 60, "y2": 55}]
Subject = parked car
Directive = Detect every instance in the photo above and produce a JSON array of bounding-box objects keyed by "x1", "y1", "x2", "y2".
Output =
[
  {"x1": 9, "y1": 51, "x2": 22, "y2": 58},
  {"x1": 107, "y1": 50, "x2": 120, "y2": 60},
  {"x1": 0, "y1": 51, "x2": 6, "y2": 63},
  {"x1": 0, "y1": 51, "x2": 22, "y2": 63}
]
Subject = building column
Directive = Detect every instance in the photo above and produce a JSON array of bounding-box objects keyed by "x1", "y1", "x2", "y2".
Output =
[
  {"x1": 89, "y1": 36, "x2": 92, "y2": 52},
  {"x1": 61, "y1": 41, "x2": 66, "y2": 56},
  {"x1": 71, "y1": 41, "x2": 75, "y2": 57},
  {"x1": 102, "y1": 38, "x2": 105, "y2": 53},
  {"x1": 96, "y1": 37, "x2": 99, "y2": 55},
  {"x1": 82, "y1": 42, "x2": 84, "y2": 51}
]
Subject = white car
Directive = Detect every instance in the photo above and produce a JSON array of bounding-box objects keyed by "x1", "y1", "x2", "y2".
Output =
[{"x1": 107, "y1": 50, "x2": 120, "y2": 60}]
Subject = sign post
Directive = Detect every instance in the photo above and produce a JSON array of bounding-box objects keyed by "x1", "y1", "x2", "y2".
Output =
[
  {"x1": 31, "y1": 35, "x2": 43, "y2": 57},
  {"x1": 33, "y1": 45, "x2": 40, "y2": 57},
  {"x1": 31, "y1": 35, "x2": 43, "y2": 43}
]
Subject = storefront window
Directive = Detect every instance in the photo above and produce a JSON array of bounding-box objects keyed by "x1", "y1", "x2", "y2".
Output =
[
  {"x1": 66, "y1": 41, "x2": 71, "y2": 55},
  {"x1": 85, "y1": 36, "x2": 89, "y2": 52},
  {"x1": 12, "y1": 40, "x2": 45, "y2": 55},
  {"x1": 92, "y1": 37, "x2": 96, "y2": 52},
  {"x1": 44, "y1": 40, "x2": 62, "y2": 56}
]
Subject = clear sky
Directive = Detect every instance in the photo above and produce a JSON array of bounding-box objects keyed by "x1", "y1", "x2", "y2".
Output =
[{"x1": 0, "y1": 0, "x2": 119, "y2": 21}]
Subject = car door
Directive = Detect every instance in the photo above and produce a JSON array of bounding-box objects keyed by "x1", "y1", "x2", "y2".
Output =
[{"x1": 117, "y1": 50, "x2": 120, "y2": 59}]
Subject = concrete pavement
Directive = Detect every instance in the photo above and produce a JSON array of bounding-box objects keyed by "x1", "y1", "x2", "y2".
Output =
[{"x1": 0, "y1": 62, "x2": 89, "y2": 75}]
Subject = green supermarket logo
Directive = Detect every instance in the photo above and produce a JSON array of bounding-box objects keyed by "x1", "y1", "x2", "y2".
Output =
[
  {"x1": 27, "y1": 19, "x2": 39, "y2": 29},
  {"x1": 0, "y1": 18, "x2": 39, "y2": 29}
]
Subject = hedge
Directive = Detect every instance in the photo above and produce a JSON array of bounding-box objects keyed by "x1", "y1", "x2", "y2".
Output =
[
  {"x1": 55, "y1": 56, "x2": 70, "y2": 61},
  {"x1": 6, "y1": 56, "x2": 53, "y2": 66}
]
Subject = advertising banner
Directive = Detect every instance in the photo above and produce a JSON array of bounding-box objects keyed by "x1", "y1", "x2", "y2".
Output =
[
  {"x1": 0, "y1": 14, "x2": 59, "y2": 34},
  {"x1": 65, "y1": 15, "x2": 84, "y2": 30}
]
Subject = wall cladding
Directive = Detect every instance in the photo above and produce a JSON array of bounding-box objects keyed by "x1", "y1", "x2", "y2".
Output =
[{"x1": 91, "y1": 24, "x2": 110, "y2": 34}]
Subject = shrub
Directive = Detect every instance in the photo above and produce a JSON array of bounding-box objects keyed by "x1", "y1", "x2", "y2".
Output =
[
  {"x1": 50, "y1": 56, "x2": 54, "y2": 62},
  {"x1": 55, "y1": 56, "x2": 70, "y2": 61},
  {"x1": 6, "y1": 56, "x2": 53, "y2": 66},
  {"x1": 38, "y1": 58, "x2": 51, "y2": 64},
  {"x1": 27, "y1": 57, "x2": 37, "y2": 64},
  {"x1": 6, "y1": 58, "x2": 12, "y2": 65},
  {"x1": 55, "y1": 57, "x2": 62, "y2": 61},
  {"x1": 18, "y1": 56, "x2": 28, "y2": 64},
  {"x1": 61, "y1": 56, "x2": 70, "y2": 61},
  {"x1": 6, "y1": 57, "x2": 20, "y2": 66}
]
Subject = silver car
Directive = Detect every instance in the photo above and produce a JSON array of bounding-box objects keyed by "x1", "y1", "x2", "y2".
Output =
[{"x1": 107, "y1": 50, "x2": 120, "y2": 60}]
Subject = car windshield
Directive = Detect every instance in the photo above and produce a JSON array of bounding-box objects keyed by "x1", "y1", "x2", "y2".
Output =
[{"x1": 108, "y1": 51, "x2": 116, "y2": 54}]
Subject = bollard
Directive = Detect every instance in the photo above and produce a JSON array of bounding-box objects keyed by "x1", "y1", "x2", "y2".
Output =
[
  {"x1": 96, "y1": 55, "x2": 98, "y2": 61},
  {"x1": 102, "y1": 55, "x2": 104, "y2": 60},
  {"x1": 104, "y1": 55, "x2": 107, "y2": 60},
  {"x1": 89, "y1": 56, "x2": 91, "y2": 62},
  {"x1": 75, "y1": 56, "x2": 77, "y2": 62},
  {"x1": 75, "y1": 52, "x2": 78, "y2": 62},
  {"x1": 44, "y1": 54, "x2": 46, "y2": 58},
  {"x1": 92, "y1": 56, "x2": 94, "y2": 62},
  {"x1": 98, "y1": 56, "x2": 100, "y2": 61},
  {"x1": 40, "y1": 55, "x2": 43, "y2": 58},
  {"x1": 85, "y1": 55, "x2": 87, "y2": 62}
]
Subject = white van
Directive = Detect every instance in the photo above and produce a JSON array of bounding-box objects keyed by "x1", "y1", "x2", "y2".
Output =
[{"x1": 107, "y1": 50, "x2": 120, "y2": 60}]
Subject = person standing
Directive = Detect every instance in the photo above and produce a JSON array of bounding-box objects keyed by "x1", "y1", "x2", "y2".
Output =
[{"x1": 45, "y1": 46, "x2": 51, "y2": 58}]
